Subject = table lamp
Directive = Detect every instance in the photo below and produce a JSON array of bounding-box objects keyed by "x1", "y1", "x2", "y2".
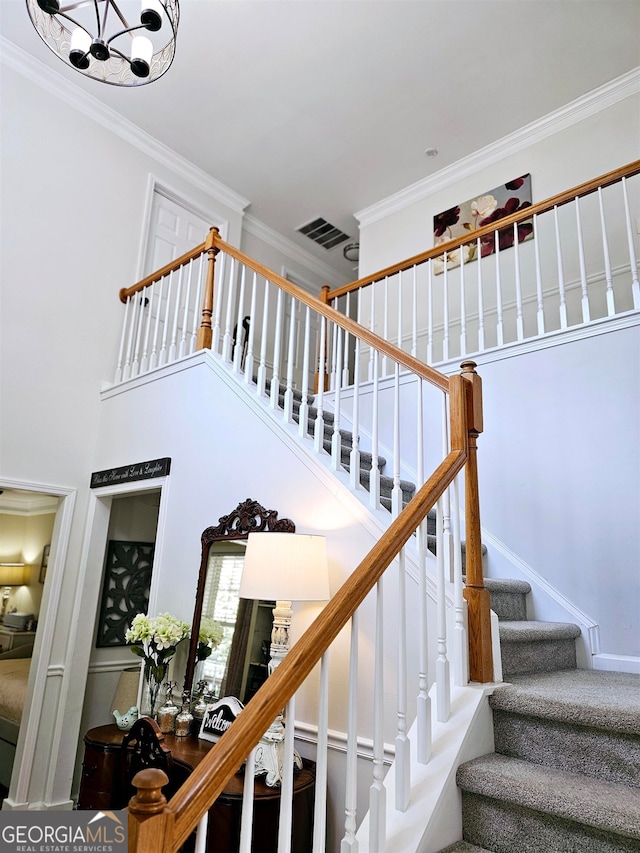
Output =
[
  {"x1": 240, "y1": 532, "x2": 330, "y2": 785},
  {"x1": 0, "y1": 563, "x2": 27, "y2": 620}
]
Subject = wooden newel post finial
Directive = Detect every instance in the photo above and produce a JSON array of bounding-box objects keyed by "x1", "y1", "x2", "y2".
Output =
[
  {"x1": 459, "y1": 360, "x2": 493, "y2": 683},
  {"x1": 128, "y1": 768, "x2": 170, "y2": 853},
  {"x1": 196, "y1": 226, "x2": 221, "y2": 352}
]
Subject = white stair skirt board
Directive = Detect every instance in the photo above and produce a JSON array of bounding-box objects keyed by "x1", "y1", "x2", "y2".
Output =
[{"x1": 355, "y1": 683, "x2": 496, "y2": 853}]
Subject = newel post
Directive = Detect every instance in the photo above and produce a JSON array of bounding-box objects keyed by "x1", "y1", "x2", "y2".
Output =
[
  {"x1": 460, "y1": 360, "x2": 493, "y2": 683},
  {"x1": 196, "y1": 226, "x2": 220, "y2": 351},
  {"x1": 127, "y1": 768, "x2": 170, "y2": 853}
]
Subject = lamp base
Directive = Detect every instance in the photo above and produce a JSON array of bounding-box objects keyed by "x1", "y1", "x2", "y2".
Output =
[{"x1": 254, "y1": 728, "x2": 303, "y2": 787}]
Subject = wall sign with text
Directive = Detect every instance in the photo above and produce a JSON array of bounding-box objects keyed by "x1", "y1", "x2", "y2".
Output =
[{"x1": 90, "y1": 457, "x2": 171, "y2": 488}]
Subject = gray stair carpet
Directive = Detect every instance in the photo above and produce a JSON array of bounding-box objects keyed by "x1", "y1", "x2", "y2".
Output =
[
  {"x1": 447, "y1": 577, "x2": 640, "y2": 853},
  {"x1": 439, "y1": 842, "x2": 492, "y2": 852}
]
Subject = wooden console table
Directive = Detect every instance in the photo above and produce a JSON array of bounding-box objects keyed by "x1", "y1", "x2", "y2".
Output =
[{"x1": 79, "y1": 724, "x2": 316, "y2": 853}]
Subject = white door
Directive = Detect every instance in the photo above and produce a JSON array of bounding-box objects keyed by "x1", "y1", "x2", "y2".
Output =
[{"x1": 144, "y1": 191, "x2": 212, "y2": 275}]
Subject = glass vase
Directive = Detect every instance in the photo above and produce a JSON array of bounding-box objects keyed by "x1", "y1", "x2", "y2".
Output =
[{"x1": 141, "y1": 670, "x2": 164, "y2": 720}]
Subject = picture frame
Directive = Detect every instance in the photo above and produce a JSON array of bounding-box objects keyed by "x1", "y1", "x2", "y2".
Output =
[{"x1": 39, "y1": 544, "x2": 50, "y2": 584}]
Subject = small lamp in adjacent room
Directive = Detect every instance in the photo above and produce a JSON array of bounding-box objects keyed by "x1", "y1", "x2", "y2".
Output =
[
  {"x1": 240, "y1": 532, "x2": 330, "y2": 785},
  {"x1": 0, "y1": 563, "x2": 27, "y2": 620}
]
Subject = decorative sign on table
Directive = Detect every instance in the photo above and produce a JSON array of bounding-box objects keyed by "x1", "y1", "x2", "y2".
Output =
[
  {"x1": 199, "y1": 696, "x2": 244, "y2": 743},
  {"x1": 90, "y1": 457, "x2": 171, "y2": 488},
  {"x1": 433, "y1": 174, "x2": 533, "y2": 273}
]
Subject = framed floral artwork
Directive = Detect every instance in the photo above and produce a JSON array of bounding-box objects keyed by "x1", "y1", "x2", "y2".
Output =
[{"x1": 433, "y1": 174, "x2": 533, "y2": 273}]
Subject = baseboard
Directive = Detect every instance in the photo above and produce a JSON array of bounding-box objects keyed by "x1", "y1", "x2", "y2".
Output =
[{"x1": 592, "y1": 653, "x2": 640, "y2": 674}]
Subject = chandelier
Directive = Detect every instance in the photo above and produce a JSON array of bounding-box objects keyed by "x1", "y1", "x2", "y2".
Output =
[{"x1": 26, "y1": 0, "x2": 179, "y2": 86}]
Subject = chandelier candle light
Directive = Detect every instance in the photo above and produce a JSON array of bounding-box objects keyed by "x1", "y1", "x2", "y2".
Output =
[
  {"x1": 25, "y1": 0, "x2": 179, "y2": 86},
  {"x1": 240, "y1": 532, "x2": 330, "y2": 786}
]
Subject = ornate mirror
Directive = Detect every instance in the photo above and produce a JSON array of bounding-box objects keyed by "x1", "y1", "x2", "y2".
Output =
[{"x1": 183, "y1": 498, "x2": 295, "y2": 700}]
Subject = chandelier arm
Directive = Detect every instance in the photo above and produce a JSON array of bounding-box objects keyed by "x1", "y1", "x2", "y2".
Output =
[
  {"x1": 109, "y1": 0, "x2": 133, "y2": 29},
  {"x1": 106, "y1": 22, "x2": 147, "y2": 46},
  {"x1": 98, "y1": 0, "x2": 109, "y2": 38},
  {"x1": 107, "y1": 44, "x2": 133, "y2": 66}
]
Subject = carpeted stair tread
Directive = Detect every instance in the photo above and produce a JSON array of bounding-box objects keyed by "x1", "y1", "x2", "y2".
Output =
[
  {"x1": 498, "y1": 620, "x2": 581, "y2": 642},
  {"x1": 483, "y1": 578, "x2": 531, "y2": 595},
  {"x1": 457, "y1": 753, "x2": 640, "y2": 840},
  {"x1": 490, "y1": 669, "x2": 640, "y2": 736},
  {"x1": 439, "y1": 842, "x2": 493, "y2": 852}
]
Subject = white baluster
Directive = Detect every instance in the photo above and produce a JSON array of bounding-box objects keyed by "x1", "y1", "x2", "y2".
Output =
[
  {"x1": 194, "y1": 812, "x2": 208, "y2": 853},
  {"x1": 313, "y1": 651, "x2": 330, "y2": 853},
  {"x1": 368, "y1": 282, "x2": 376, "y2": 381},
  {"x1": 436, "y1": 495, "x2": 451, "y2": 722},
  {"x1": 460, "y1": 245, "x2": 467, "y2": 355},
  {"x1": 476, "y1": 237, "x2": 485, "y2": 352},
  {"x1": 412, "y1": 265, "x2": 418, "y2": 358},
  {"x1": 115, "y1": 296, "x2": 131, "y2": 383},
  {"x1": 331, "y1": 325, "x2": 343, "y2": 471},
  {"x1": 442, "y1": 256, "x2": 450, "y2": 361},
  {"x1": 233, "y1": 264, "x2": 247, "y2": 373},
  {"x1": 349, "y1": 336, "x2": 361, "y2": 491},
  {"x1": 382, "y1": 276, "x2": 389, "y2": 376},
  {"x1": 575, "y1": 196, "x2": 591, "y2": 323},
  {"x1": 330, "y1": 303, "x2": 338, "y2": 390},
  {"x1": 341, "y1": 613, "x2": 359, "y2": 853},
  {"x1": 416, "y1": 381, "x2": 431, "y2": 764},
  {"x1": 533, "y1": 213, "x2": 545, "y2": 335},
  {"x1": 168, "y1": 265, "x2": 184, "y2": 363},
  {"x1": 397, "y1": 269, "x2": 403, "y2": 353},
  {"x1": 244, "y1": 270, "x2": 258, "y2": 383},
  {"x1": 427, "y1": 260, "x2": 434, "y2": 364},
  {"x1": 140, "y1": 281, "x2": 155, "y2": 374},
  {"x1": 278, "y1": 695, "x2": 296, "y2": 853},
  {"x1": 512, "y1": 223, "x2": 525, "y2": 340},
  {"x1": 598, "y1": 187, "x2": 615, "y2": 316},
  {"x1": 298, "y1": 306, "x2": 311, "y2": 438},
  {"x1": 131, "y1": 287, "x2": 147, "y2": 377},
  {"x1": 283, "y1": 294, "x2": 296, "y2": 423},
  {"x1": 158, "y1": 270, "x2": 173, "y2": 367},
  {"x1": 238, "y1": 747, "x2": 256, "y2": 853},
  {"x1": 396, "y1": 545, "x2": 410, "y2": 812},
  {"x1": 342, "y1": 292, "x2": 351, "y2": 386},
  {"x1": 314, "y1": 316, "x2": 326, "y2": 454},
  {"x1": 212, "y1": 251, "x2": 226, "y2": 354},
  {"x1": 122, "y1": 289, "x2": 140, "y2": 381},
  {"x1": 179, "y1": 259, "x2": 194, "y2": 359},
  {"x1": 270, "y1": 287, "x2": 284, "y2": 409},
  {"x1": 369, "y1": 578, "x2": 386, "y2": 852},
  {"x1": 369, "y1": 350, "x2": 380, "y2": 510},
  {"x1": 391, "y1": 362, "x2": 402, "y2": 516},
  {"x1": 149, "y1": 275, "x2": 164, "y2": 371},
  {"x1": 441, "y1": 393, "x2": 453, "y2": 582},
  {"x1": 553, "y1": 206, "x2": 568, "y2": 329},
  {"x1": 451, "y1": 473, "x2": 468, "y2": 686},
  {"x1": 190, "y1": 254, "x2": 205, "y2": 354},
  {"x1": 257, "y1": 281, "x2": 270, "y2": 396},
  {"x1": 494, "y1": 232, "x2": 504, "y2": 346},
  {"x1": 222, "y1": 257, "x2": 237, "y2": 362},
  {"x1": 622, "y1": 176, "x2": 640, "y2": 309}
]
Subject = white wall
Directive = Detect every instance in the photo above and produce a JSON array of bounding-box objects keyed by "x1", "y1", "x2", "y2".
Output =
[{"x1": 355, "y1": 82, "x2": 640, "y2": 663}]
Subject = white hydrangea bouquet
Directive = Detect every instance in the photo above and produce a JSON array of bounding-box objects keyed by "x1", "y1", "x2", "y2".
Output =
[
  {"x1": 126, "y1": 612, "x2": 191, "y2": 718},
  {"x1": 197, "y1": 616, "x2": 224, "y2": 662}
]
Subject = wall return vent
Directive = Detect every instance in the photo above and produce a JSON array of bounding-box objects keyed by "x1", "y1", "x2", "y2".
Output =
[{"x1": 296, "y1": 217, "x2": 351, "y2": 250}]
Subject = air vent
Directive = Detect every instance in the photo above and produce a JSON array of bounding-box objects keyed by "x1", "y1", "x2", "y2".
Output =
[{"x1": 297, "y1": 217, "x2": 351, "y2": 250}]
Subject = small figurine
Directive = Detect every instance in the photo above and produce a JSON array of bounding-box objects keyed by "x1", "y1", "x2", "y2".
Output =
[
  {"x1": 157, "y1": 681, "x2": 179, "y2": 734},
  {"x1": 113, "y1": 706, "x2": 138, "y2": 731}
]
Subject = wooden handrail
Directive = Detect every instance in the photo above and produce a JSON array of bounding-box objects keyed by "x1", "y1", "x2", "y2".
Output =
[
  {"x1": 129, "y1": 447, "x2": 471, "y2": 852},
  {"x1": 119, "y1": 242, "x2": 207, "y2": 303},
  {"x1": 325, "y1": 159, "x2": 640, "y2": 302},
  {"x1": 205, "y1": 232, "x2": 450, "y2": 393}
]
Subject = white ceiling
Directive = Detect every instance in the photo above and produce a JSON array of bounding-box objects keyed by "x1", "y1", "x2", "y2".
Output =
[{"x1": 2, "y1": 0, "x2": 639, "y2": 278}]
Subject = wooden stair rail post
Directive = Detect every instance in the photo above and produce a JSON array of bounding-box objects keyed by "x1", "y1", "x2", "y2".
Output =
[
  {"x1": 314, "y1": 284, "x2": 331, "y2": 393},
  {"x1": 196, "y1": 227, "x2": 220, "y2": 351},
  {"x1": 128, "y1": 768, "x2": 172, "y2": 853},
  {"x1": 460, "y1": 360, "x2": 493, "y2": 683}
]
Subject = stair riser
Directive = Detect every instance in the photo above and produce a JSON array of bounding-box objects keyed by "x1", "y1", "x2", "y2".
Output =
[
  {"x1": 461, "y1": 791, "x2": 640, "y2": 853},
  {"x1": 500, "y1": 638, "x2": 577, "y2": 678},
  {"x1": 487, "y1": 591, "x2": 527, "y2": 622},
  {"x1": 492, "y1": 709, "x2": 640, "y2": 788}
]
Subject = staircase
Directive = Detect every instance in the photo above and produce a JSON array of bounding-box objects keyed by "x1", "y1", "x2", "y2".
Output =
[{"x1": 441, "y1": 579, "x2": 640, "y2": 853}]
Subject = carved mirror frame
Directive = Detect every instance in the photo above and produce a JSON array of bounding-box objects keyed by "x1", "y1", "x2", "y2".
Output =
[{"x1": 184, "y1": 498, "x2": 295, "y2": 695}]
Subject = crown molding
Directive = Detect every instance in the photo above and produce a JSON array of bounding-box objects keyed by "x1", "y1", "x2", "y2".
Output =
[
  {"x1": 243, "y1": 214, "x2": 348, "y2": 289},
  {"x1": 0, "y1": 491, "x2": 59, "y2": 516},
  {"x1": 356, "y1": 67, "x2": 640, "y2": 228},
  {"x1": 0, "y1": 36, "x2": 250, "y2": 216}
]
